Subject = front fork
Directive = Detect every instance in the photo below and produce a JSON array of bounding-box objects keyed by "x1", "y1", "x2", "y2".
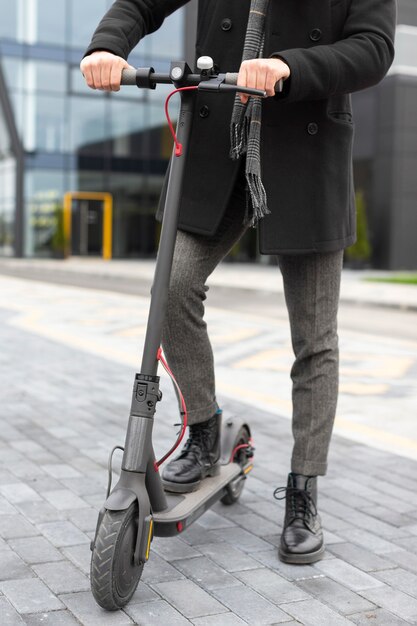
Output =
[{"x1": 91, "y1": 375, "x2": 167, "y2": 565}]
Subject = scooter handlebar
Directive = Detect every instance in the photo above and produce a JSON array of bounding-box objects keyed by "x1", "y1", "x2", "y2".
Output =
[
  {"x1": 120, "y1": 68, "x2": 137, "y2": 85},
  {"x1": 120, "y1": 67, "x2": 278, "y2": 97}
]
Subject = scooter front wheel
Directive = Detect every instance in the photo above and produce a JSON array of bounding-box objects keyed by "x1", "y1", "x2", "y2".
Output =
[{"x1": 90, "y1": 502, "x2": 144, "y2": 610}]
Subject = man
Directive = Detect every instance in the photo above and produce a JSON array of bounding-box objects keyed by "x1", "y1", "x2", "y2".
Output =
[{"x1": 81, "y1": 0, "x2": 396, "y2": 564}]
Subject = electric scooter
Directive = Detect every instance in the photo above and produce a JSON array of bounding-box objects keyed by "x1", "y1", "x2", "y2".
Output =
[{"x1": 89, "y1": 57, "x2": 278, "y2": 611}]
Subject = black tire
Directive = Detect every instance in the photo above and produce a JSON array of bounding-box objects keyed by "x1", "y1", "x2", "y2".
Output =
[
  {"x1": 221, "y1": 425, "x2": 251, "y2": 505},
  {"x1": 90, "y1": 502, "x2": 144, "y2": 611}
]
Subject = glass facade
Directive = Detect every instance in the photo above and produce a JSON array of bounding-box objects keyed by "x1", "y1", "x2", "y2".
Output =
[{"x1": 0, "y1": 0, "x2": 184, "y2": 258}]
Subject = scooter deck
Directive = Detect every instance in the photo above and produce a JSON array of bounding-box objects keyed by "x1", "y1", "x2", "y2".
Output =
[{"x1": 153, "y1": 463, "x2": 242, "y2": 536}]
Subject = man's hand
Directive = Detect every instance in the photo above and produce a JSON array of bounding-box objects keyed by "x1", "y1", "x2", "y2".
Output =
[
  {"x1": 80, "y1": 51, "x2": 134, "y2": 92},
  {"x1": 237, "y1": 58, "x2": 290, "y2": 104}
]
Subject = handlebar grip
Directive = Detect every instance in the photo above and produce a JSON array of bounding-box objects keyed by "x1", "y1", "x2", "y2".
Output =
[
  {"x1": 225, "y1": 72, "x2": 283, "y2": 93},
  {"x1": 121, "y1": 69, "x2": 137, "y2": 85}
]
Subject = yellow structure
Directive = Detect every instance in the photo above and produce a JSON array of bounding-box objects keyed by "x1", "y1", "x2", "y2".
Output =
[{"x1": 63, "y1": 192, "x2": 113, "y2": 260}]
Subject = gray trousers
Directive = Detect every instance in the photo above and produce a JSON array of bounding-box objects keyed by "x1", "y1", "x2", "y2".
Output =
[{"x1": 162, "y1": 170, "x2": 343, "y2": 476}]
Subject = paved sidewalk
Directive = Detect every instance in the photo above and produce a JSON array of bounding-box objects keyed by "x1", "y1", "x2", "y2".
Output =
[
  {"x1": 0, "y1": 257, "x2": 417, "y2": 311},
  {"x1": 1, "y1": 274, "x2": 417, "y2": 625}
]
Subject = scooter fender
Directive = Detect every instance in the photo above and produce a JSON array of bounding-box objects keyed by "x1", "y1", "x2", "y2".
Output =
[
  {"x1": 219, "y1": 417, "x2": 251, "y2": 465},
  {"x1": 104, "y1": 487, "x2": 137, "y2": 511}
]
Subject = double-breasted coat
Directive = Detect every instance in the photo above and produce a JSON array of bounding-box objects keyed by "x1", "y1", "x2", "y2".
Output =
[{"x1": 85, "y1": 0, "x2": 396, "y2": 254}]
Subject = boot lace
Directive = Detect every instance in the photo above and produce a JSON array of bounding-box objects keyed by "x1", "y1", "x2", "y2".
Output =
[
  {"x1": 180, "y1": 422, "x2": 212, "y2": 459},
  {"x1": 273, "y1": 486, "x2": 317, "y2": 523}
]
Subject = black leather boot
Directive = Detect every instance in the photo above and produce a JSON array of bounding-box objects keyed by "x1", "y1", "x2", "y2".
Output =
[
  {"x1": 161, "y1": 413, "x2": 221, "y2": 493},
  {"x1": 275, "y1": 473, "x2": 324, "y2": 564}
]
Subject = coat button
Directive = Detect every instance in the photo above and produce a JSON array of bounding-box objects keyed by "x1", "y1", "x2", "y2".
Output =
[
  {"x1": 307, "y1": 122, "x2": 318, "y2": 135},
  {"x1": 199, "y1": 105, "x2": 210, "y2": 118},
  {"x1": 221, "y1": 18, "x2": 232, "y2": 31},
  {"x1": 310, "y1": 28, "x2": 322, "y2": 42}
]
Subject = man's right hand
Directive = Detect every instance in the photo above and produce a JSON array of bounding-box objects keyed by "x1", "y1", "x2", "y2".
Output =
[{"x1": 80, "y1": 51, "x2": 134, "y2": 92}]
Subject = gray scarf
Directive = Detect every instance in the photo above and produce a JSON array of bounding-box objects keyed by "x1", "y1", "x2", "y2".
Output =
[{"x1": 230, "y1": 0, "x2": 270, "y2": 227}]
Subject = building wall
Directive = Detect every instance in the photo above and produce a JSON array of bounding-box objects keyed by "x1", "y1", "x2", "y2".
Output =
[{"x1": 0, "y1": 0, "x2": 184, "y2": 258}]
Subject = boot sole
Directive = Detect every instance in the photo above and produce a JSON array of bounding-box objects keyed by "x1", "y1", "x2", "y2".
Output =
[
  {"x1": 278, "y1": 544, "x2": 325, "y2": 565},
  {"x1": 162, "y1": 463, "x2": 221, "y2": 494}
]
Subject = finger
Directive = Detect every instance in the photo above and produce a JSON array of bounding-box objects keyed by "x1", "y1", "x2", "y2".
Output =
[
  {"x1": 255, "y1": 65, "x2": 267, "y2": 93},
  {"x1": 91, "y1": 61, "x2": 102, "y2": 90},
  {"x1": 83, "y1": 66, "x2": 96, "y2": 90},
  {"x1": 265, "y1": 70, "x2": 277, "y2": 97},
  {"x1": 237, "y1": 64, "x2": 249, "y2": 104},
  {"x1": 100, "y1": 62, "x2": 112, "y2": 91},
  {"x1": 110, "y1": 62, "x2": 123, "y2": 91}
]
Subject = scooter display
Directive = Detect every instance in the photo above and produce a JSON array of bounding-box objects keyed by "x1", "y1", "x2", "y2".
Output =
[{"x1": 89, "y1": 57, "x2": 276, "y2": 611}]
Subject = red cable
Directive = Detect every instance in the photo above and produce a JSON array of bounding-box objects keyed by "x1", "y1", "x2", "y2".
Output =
[
  {"x1": 164, "y1": 86, "x2": 198, "y2": 157},
  {"x1": 155, "y1": 347, "x2": 188, "y2": 468}
]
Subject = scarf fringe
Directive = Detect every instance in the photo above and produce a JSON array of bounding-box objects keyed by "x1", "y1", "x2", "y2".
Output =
[{"x1": 245, "y1": 172, "x2": 270, "y2": 227}]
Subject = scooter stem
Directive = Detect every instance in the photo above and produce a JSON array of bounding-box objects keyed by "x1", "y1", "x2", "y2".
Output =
[{"x1": 140, "y1": 90, "x2": 194, "y2": 376}]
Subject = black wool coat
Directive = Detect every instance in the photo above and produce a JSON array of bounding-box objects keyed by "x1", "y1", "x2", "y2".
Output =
[{"x1": 85, "y1": 0, "x2": 396, "y2": 254}]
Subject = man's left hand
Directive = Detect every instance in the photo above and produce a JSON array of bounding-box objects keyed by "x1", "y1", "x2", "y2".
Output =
[{"x1": 237, "y1": 58, "x2": 290, "y2": 104}]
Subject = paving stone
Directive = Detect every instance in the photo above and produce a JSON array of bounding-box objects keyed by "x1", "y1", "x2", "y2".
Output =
[
  {"x1": 0, "y1": 578, "x2": 63, "y2": 614},
  {"x1": 232, "y1": 513, "x2": 279, "y2": 538},
  {"x1": 14, "y1": 500, "x2": 64, "y2": 524},
  {"x1": 374, "y1": 567, "x2": 417, "y2": 598},
  {"x1": 283, "y1": 597, "x2": 356, "y2": 625},
  {"x1": 129, "y1": 582, "x2": 160, "y2": 604},
  {"x1": 68, "y1": 507, "x2": 99, "y2": 532},
  {"x1": 33, "y1": 561, "x2": 90, "y2": 593},
  {"x1": 207, "y1": 527, "x2": 272, "y2": 553},
  {"x1": 0, "y1": 596, "x2": 25, "y2": 625},
  {"x1": 174, "y1": 556, "x2": 242, "y2": 591},
  {"x1": 359, "y1": 585, "x2": 417, "y2": 622},
  {"x1": 337, "y1": 528, "x2": 400, "y2": 555},
  {"x1": 38, "y1": 521, "x2": 90, "y2": 547},
  {"x1": 393, "y1": 535, "x2": 417, "y2": 554},
  {"x1": 348, "y1": 608, "x2": 411, "y2": 625},
  {"x1": 60, "y1": 476, "x2": 104, "y2": 496},
  {"x1": 0, "y1": 494, "x2": 17, "y2": 514},
  {"x1": 9, "y1": 460, "x2": 46, "y2": 480},
  {"x1": 0, "y1": 483, "x2": 42, "y2": 503},
  {"x1": 24, "y1": 610, "x2": 81, "y2": 625},
  {"x1": 8, "y1": 536, "x2": 63, "y2": 564},
  {"x1": 360, "y1": 504, "x2": 416, "y2": 527},
  {"x1": 124, "y1": 599, "x2": 191, "y2": 625},
  {"x1": 151, "y1": 536, "x2": 202, "y2": 561},
  {"x1": 236, "y1": 567, "x2": 310, "y2": 605},
  {"x1": 180, "y1": 522, "x2": 223, "y2": 547},
  {"x1": 296, "y1": 576, "x2": 376, "y2": 615},
  {"x1": 26, "y1": 476, "x2": 65, "y2": 492},
  {"x1": 382, "y1": 549, "x2": 417, "y2": 575},
  {"x1": 253, "y1": 549, "x2": 319, "y2": 580},
  {"x1": 40, "y1": 489, "x2": 89, "y2": 511},
  {"x1": 61, "y1": 544, "x2": 92, "y2": 575},
  {"x1": 60, "y1": 591, "x2": 134, "y2": 625},
  {"x1": 0, "y1": 550, "x2": 35, "y2": 581},
  {"x1": 140, "y1": 550, "x2": 185, "y2": 583},
  {"x1": 41, "y1": 464, "x2": 81, "y2": 479},
  {"x1": 211, "y1": 585, "x2": 292, "y2": 624},
  {"x1": 197, "y1": 510, "x2": 236, "y2": 530},
  {"x1": 315, "y1": 558, "x2": 386, "y2": 591},
  {"x1": 328, "y1": 542, "x2": 395, "y2": 572},
  {"x1": 198, "y1": 542, "x2": 261, "y2": 572},
  {"x1": 152, "y1": 579, "x2": 226, "y2": 619},
  {"x1": 0, "y1": 514, "x2": 38, "y2": 539},
  {"x1": 192, "y1": 615, "x2": 247, "y2": 626}
]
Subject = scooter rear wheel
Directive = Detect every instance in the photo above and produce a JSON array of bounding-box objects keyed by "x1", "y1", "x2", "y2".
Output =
[
  {"x1": 221, "y1": 425, "x2": 251, "y2": 505},
  {"x1": 90, "y1": 502, "x2": 144, "y2": 610}
]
